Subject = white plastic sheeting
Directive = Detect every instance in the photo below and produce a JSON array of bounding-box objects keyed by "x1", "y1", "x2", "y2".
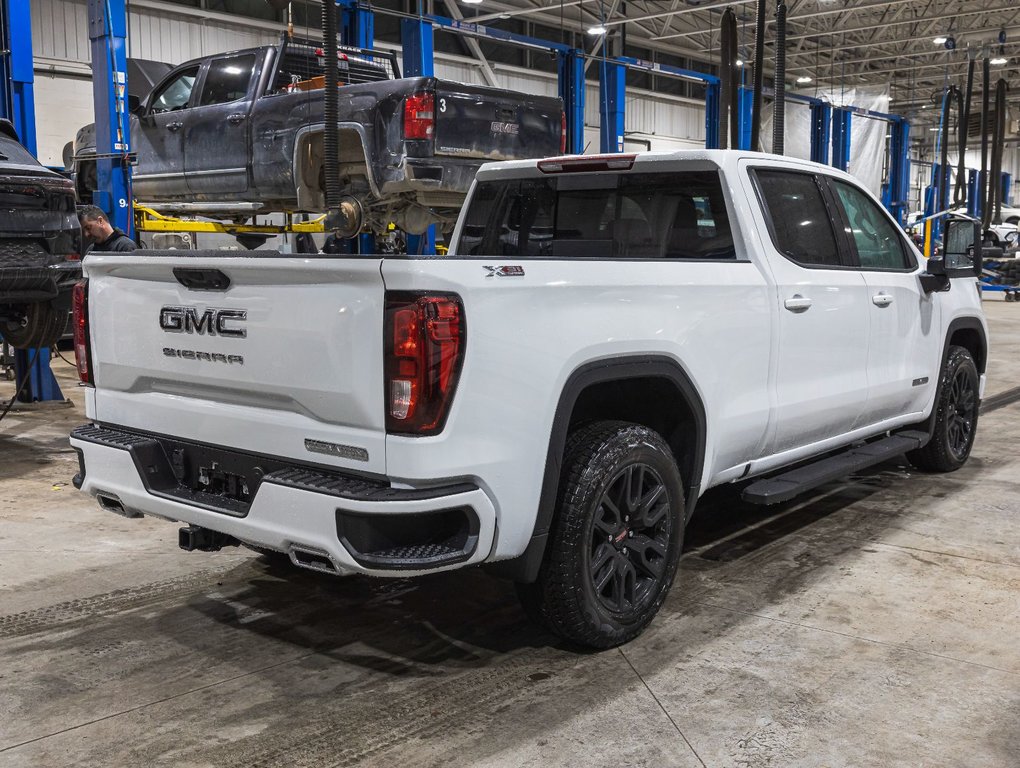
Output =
[{"x1": 763, "y1": 85, "x2": 891, "y2": 196}]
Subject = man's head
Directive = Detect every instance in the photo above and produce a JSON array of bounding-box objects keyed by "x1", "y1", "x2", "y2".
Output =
[{"x1": 79, "y1": 205, "x2": 114, "y2": 244}]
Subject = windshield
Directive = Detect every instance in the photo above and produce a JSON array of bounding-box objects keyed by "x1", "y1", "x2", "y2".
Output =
[{"x1": 456, "y1": 170, "x2": 736, "y2": 260}]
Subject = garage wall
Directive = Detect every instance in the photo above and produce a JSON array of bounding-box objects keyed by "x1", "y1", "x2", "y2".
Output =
[{"x1": 31, "y1": 71, "x2": 95, "y2": 167}]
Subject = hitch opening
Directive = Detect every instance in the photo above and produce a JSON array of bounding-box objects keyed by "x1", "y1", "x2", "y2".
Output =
[{"x1": 179, "y1": 525, "x2": 240, "y2": 552}]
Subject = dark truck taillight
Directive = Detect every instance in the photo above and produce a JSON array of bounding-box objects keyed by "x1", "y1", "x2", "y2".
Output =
[
  {"x1": 403, "y1": 91, "x2": 435, "y2": 140},
  {"x1": 385, "y1": 292, "x2": 464, "y2": 435},
  {"x1": 72, "y1": 279, "x2": 93, "y2": 385},
  {"x1": 560, "y1": 111, "x2": 567, "y2": 153}
]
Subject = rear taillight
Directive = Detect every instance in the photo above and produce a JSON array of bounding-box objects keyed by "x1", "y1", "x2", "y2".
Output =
[
  {"x1": 403, "y1": 91, "x2": 435, "y2": 140},
  {"x1": 66, "y1": 252, "x2": 81, "y2": 261},
  {"x1": 560, "y1": 112, "x2": 567, "y2": 154},
  {"x1": 72, "y1": 279, "x2": 93, "y2": 385},
  {"x1": 384, "y1": 292, "x2": 464, "y2": 435}
]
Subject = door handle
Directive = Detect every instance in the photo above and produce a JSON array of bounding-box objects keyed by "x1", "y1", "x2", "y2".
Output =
[
  {"x1": 872, "y1": 292, "x2": 894, "y2": 307},
  {"x1": 166, "y1": 121, "x2": 183, "y2": 132},
  {"x1": 227, "y1": 113, "x2": 246, "y2": 125},
  {"x1": 784, "y1": 294, "x2": 813, "y2": 312}
]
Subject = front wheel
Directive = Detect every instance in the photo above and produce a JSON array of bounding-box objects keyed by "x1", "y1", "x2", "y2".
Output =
[
  {"x1": 907, "y1": 345, "x2": 980, "y2": 472},
  {"x1": 518, "y1": 421, "x2": 685, "y2": 648}
]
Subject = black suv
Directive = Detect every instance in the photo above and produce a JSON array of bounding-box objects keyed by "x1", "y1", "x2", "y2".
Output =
[{"x1": 0, "y1": 119, "x2": 81, "y2": 349}]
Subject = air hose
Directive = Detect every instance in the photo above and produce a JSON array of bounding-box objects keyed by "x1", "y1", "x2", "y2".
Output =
[
  {"x1": 750, "y1": 0, "x2": 767, "y2": 151},
  {"x1": 322, "y1": 0, "x2": 341, "y2": 223},
  {"x1": 986, "y1": 79, "x2": 1008, "y2": 227},
  {"x1": 979, "y1": 57, "x2": 990, "y2": 226},
  {"x1": 772, "y1": 2, "x2": 787, "y2": 155},
  {"x1": 937, "y1": 85, "x2": 962, "y2": 214},
  {"x1": 719, "y1": 8, "x2": 739, "y2": 149},
  {"x1": 955, "y1": 57, "x2": 975, "y2": 208}
]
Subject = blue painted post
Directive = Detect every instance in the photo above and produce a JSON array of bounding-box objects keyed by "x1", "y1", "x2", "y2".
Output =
[
  {"x1": 557, "y1": 49, "x2": 585, "y2": 154},
  {"x1": 809, "y1": 102, "x2": 831, "y2": 165},
  {"x1": 1002, "y1": 172, "x2": 1012, "y2": 208},
  {"x1": 831, "y1": 108, "x2": 851, "y2": 172},
  {"x1": 704, "y1": 82, "x2": 720, "y2": 149},
  {"x1": 887, "y1": 118, "x2": 910, "y2": 225},
  {"x1": 967, "y1": 169, "x2": 979, "y2": 218},
  {"x1": 737, "y1": 86, "x2": 753, "y2": 150},
  {"x1": 599, "y1": 60, "x2": 625, "y2": 153},
  {"x1": 401, "y1": 16, "x2": 436, "y2": 256},
  {"x1": 86, "y1": 0, "x2": 133, "y2": 235},
  {"x1": 0, "y1": 0, "x2": 37, "y2": 154}
]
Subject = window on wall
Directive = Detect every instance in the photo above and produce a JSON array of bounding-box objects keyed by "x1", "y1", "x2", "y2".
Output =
[
  {"x1": 755, "y1": 170, "x2": 843, "y2": 267},
  {"x1": 830, "y1": 180, "x2": 913, "y2": 270}
]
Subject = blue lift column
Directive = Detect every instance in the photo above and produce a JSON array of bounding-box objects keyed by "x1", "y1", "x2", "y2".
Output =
[
  {"x1": 809, "y1": 102, "x2": 831, "y2": 164},
  {"x1": 87, "y1": 0, "x2": 133, "y2": 235},
  {"x1": 831, "y1": 108, "x2": 851, "y2": 172},
  {"x1": 401, "y1": 15, "x2": 436, "y2": 255},
  {"x1": 0, "y1": 0, "x2": 65, "y2": 404},
  {"x1": 736, "y1": 86, "x2": 753, "y2": 150},
  {"x1": 704, "y1": 81, "x2": 720, "y2": 150},
  {"x1": 557, "y1": 49, "x2": 585, "y2": 154},
  {"x1": 338, "y1": 0, "x2": 376, "y2": 254},
  {"x1": 599, "y1": 59, "x2": 625, "y2": 153},
  {"x1": 887, "y1": 118, "x2": 910, "y2": 225},
  {"x1": 1002, "y1": 173, "x2": 1012, "y2": 208}
]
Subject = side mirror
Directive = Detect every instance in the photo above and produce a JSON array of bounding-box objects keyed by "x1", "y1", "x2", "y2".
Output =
[
  {"x1": 942, "y1": 218, "x2": 982, "y2": 277},
  {"x1": 920, "y1": 256, "x2": 950, "y2": 293},
  {"x1": 127, "y1": 94, "x2": 145, "y2": 117}
]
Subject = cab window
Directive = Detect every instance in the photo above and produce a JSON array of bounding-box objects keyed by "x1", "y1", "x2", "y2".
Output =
[
  {"x1": 830, "y1": 180, "x2": 913, "y2": 270},
  {"x1": 150, "y1": 66, "x2": 200, "y2": 114},
  {"x1": 754, "y1": 170, "x2": 843, "y2": 267},
  {"x1": 198, "y1": 54, "x2": 257, "y2": 107}
]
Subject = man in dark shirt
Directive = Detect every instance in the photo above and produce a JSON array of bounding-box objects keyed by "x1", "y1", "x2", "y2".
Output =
[{"x1": 79, "y1": 205, "x2": 137, "y2": 252}]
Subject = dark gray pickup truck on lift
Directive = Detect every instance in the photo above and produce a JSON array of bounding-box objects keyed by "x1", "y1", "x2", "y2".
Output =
[{"x1": 73, "y1": 36, "x2": 564, "y2": 235}]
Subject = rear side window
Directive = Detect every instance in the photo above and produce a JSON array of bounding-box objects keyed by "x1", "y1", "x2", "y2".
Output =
[
  {"x1": 199, "y1": 54, "x2": 256, "y2": 106},
  {"x1": 755, "y1": 170, "x2": 841, "y2": 267},
  {"x1": 456, "y1": 171, "x2": 736, "y2": 259},
  {"x1": 831, "y1": 180, "x2": 912, "y2": 270}
]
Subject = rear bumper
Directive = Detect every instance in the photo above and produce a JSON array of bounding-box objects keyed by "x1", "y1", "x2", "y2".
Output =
[{"x1": 70, "y1": 424, "x2": 496, "y2": 577}]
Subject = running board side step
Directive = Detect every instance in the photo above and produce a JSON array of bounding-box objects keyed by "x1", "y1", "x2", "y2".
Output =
[{"x1": 741, "y1": 431, "x2": 928, "y2": 506}]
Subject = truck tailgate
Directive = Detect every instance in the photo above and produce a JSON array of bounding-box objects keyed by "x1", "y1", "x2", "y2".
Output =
[
  {"x1": 434, "y1": 81, "x2": 561, "y2": 161},
  {"x1": 85, "y1": 253, "x2": 388, "y2": 475}
]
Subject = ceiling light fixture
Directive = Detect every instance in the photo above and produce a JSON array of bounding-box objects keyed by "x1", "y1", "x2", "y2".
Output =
[
  {"x1": 933, "y1": 36, "x2": 947, "y2": 45},
  {"x1": 796, "y1": 76, "x2": 812, "y2": 84},
  {"x1": 462, "y1": 0, "x2": 483, "y2": 4},
  {"x1": 736, "y1": 59, "x2": 744, "y2": 66},
  {"x1": 991, "y1": 56, "x2": 1008, "y2": 65},
  {"x1": 587, "y1": 24, "x2": 607, "y2": 35}
]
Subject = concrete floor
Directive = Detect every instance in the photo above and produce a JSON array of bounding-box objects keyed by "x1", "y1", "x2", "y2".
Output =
[{"x1": 1, "y1": 301, "x2": 1019, "y2": 768}]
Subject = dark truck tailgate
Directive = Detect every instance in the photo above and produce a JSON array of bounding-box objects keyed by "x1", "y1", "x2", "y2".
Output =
[{"x1": 433, "y1": 80, "x2": 562, "y2": 161}]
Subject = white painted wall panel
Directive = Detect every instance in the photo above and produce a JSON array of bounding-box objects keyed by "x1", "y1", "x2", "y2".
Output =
[{"x1": 33, "y1": 72, "x2": 96, "y2": 166}]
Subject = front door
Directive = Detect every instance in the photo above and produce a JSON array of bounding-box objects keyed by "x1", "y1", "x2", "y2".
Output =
[
  {"x1": 132, "y1": 64, "x2": 199, "y2": 200},
  {"x1": 827, "y1": 177, "x2": 941, "y2": 423},
  {"x1": 184, "y1": 52, "x2": 258, "y2": 196},
  {"x1": 751, "y1": 167, "x2": 871, "y2": 454}
]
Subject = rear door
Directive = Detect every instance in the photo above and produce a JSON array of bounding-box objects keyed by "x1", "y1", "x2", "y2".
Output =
[
  {"x1": 750, "y1": 167, "x2": 871, "y2": 453},
  {"x1": 826, "y1": 177, "x2": 941, "y2": 423},
  {"x1": 433, "y1": 81, "x2": 561, "y2": 160},
  {"x1": 86, "y1": 254, "x2": 390, "y2": 475},
  {"x1": 132, "y1": 64, "x2": 199, "y2": 199},
  {"x1": 184, "y1": 52, "x2": 260, "y2": 195}
]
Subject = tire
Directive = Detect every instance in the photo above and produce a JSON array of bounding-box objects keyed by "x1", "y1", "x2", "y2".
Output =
[
  {"x1": 907, "y1": 346, "x2": 980, "y2": 472},
  {"x1": 2, "y1": 303, "x2": 66, "y2": 350},
  {"x1": 519, "y1": 421, "x2": 686, "y2": 649}
]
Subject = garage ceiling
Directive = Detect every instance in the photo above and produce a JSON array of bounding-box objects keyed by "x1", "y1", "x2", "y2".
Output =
[{"x1": 461, "y1": 1, "x2": 1020, "y2": 114}]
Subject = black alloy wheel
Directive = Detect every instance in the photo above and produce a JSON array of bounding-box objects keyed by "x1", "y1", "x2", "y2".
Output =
[
  {"x1": 945, "y1": 364, "x2": 977, "y2": 461},
  {"x1": 588, "y1": 462, "x2": 672, "y2": 616},
  {"x1": 907, "y1": 345, "x2": 980, "y2": 472}
]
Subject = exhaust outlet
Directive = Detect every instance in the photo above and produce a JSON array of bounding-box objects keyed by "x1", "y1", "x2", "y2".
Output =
[
  {"x1": 97, "y1": 492, "x2": 142, "y2": 519},
  {"x1": 289, "y1": 546, "x2": 341, "y2": 575}
]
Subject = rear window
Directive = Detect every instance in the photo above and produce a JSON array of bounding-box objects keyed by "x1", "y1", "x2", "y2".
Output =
[
  {"x1": 0, "y1": 135, "x2": 40, "y2": 166},
  {"x1": 456, "y1": 171, "x2": 736, "y2": 259},
  {"x1": 199, "y1": 53, "x2": 256, "y2": 106}
]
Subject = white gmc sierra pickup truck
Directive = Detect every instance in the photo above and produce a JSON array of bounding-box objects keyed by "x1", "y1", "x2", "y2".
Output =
[{"x1": 70, "y1": 150, "x2": 988, "y2": 648}]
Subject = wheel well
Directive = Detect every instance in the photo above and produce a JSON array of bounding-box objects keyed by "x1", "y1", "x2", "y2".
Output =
[
  {"x1": 294, "y1": 129, "x2": 371, "y2": 210},
  {"x1": 949, "y1": 327, "x2": 985, "y2": 374},
  {"x1": 569, "y1": 376, "x2": 700, "y2": 492}
]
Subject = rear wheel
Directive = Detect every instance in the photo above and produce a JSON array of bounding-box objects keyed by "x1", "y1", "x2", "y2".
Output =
[
  {"x1": 907, "y1": 346, "x2": 980, "y2": 472},
  {"x1": 518, "y1": 421, "x2": 685, "y2": 648},
  {"x1": 2, "y1": 303, "x2": 67, "y2": 350}
]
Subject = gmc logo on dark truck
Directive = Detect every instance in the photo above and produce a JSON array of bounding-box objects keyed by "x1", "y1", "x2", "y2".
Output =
[{"x1": 159, "y1": 306, "x2": 247, "y2": 338}]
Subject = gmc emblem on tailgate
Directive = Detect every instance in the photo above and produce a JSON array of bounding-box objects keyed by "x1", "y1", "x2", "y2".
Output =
[
  {"x1": 490, "y1": 121, "x2": 520, "y2": 136},
  {"x1": 160, "y1": 306, "x2": 247, "y2": 338}
]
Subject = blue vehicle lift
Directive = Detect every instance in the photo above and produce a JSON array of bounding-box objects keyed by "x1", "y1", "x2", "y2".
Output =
[{"x1": 0, "y1": 0, "x2": 66, "y2": 404}]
